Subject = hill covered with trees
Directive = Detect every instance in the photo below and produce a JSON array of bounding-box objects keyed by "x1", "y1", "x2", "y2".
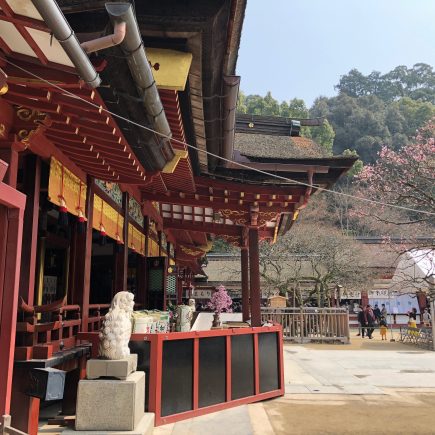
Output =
[{"x1": 237, "y1": 63, "x2": 435, "y2": 164}]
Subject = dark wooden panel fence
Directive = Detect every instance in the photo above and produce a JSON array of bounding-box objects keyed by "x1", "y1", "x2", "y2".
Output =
[{"x1": 79, "y1": 325, "x2": 284, "y2": 426}]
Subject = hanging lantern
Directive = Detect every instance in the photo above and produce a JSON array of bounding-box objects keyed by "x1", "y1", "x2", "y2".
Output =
[
  {"x1": 57, "y1": 195, "x2": 68, "y2": 227},
  {"x1": 115, "y1": 232, "x2": 123, "y2": 253},
  {"x1": 99, "y1": 223, "x2": 107, "y2": 246},
  {"x1": 76, "y1": 181, "x2": 86, "y2": 234},
  {"x1": 76, "y1": 208, "x2": 86, "y2": 234}
]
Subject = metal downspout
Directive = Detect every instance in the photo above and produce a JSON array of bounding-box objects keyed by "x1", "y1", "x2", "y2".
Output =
[
  {"x1": 31, "y1": 0, "x2": 101, "y2": 88},
  {"x1": 222, "y1": 75, "x2": 240, "y2": 166},
  {"x1": 105, "y1": 2, "x2": 175, "y2": 165}
]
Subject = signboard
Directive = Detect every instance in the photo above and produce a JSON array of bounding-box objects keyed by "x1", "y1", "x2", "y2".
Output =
[
  {"x1": 340, "y1": 289, "x2": 361, "y2": 300},
  {"x1": 193, "y1": 289, "x2": 213, "y2": 299},
  {"x1": 43, "y1": 276, "x2": 57, "y2": 296},
  {"x1": 368, "y1": 289, "x2": 389, "y2": 299}
]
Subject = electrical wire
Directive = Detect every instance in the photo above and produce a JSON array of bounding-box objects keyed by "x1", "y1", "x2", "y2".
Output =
[{"x1": 3, "y1": 56, "x2": 435, "y2": 218}]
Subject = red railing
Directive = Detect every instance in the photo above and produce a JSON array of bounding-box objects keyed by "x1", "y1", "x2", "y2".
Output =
[
  {"x1": 15, "y1": 298, "x2": 81, "y2": 360},
  {"x1": 87, "y1": 304, "x2": 110, "y2": 332},
  {"x1": 79, "y1": 325, "x2": 284, "y2": 426}
]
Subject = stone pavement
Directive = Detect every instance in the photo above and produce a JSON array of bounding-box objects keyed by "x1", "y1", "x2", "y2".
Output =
[
  {"x1": 154, "y1": 336, "x2": 435, "y2": 435},
  {"x1": 40, "y1": 336, "x2": 435, "y2": 435}
]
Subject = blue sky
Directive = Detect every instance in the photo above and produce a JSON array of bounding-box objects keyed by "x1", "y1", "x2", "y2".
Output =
[{"x1": 236, "y1": 0, "x2": 435, "y2": 107}]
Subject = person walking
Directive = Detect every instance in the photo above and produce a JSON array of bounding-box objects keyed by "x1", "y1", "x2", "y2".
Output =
[
  {"x1": 423, "y1": 308, "x2": 431, "y2": 328},
  {"x1": 365, "y1": 305, "x2": 376, "y2": 339},
  {"x1": 373, "y1": 304, "x2": 381, "y2": 322},
  {"x1": 358, "y1": 305, "x2": 368, "y2": 338},
  {"x1": 379, "y1": 316, "x2": 388, "y2": 340},
  {"x1": 355, "y1": 304, "x2": 363, "y2": 336}
]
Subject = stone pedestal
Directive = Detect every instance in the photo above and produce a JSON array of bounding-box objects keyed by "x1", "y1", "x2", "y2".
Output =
[
  {"x1": 76, "y1": 371, "x2": 144, "y2": 431},
  {"x1": 86, "y1": 354, "x2": 137, "y2": 380},
  {"x1": 63, "y1": 413, "x2": 154, "y2": 435},
  {"x1": 66, "y1": 357, "x2": 154, "y2": 434}
]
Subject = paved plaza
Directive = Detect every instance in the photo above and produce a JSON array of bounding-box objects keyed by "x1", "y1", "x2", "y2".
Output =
[
  {"x1": 154, "y1": 336, "x2": 435, "y2": 435},
  {"x1": 40, "y1": 336, "x2": 435, "y2": 435}
]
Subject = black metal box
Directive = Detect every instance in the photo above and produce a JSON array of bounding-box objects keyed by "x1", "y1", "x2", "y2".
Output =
[{"x1": 28, "y1": 367, "x2": 66, "y2": 401}]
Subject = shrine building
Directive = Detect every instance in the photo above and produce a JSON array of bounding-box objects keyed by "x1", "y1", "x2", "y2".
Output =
[{"x1": 0, "y1": 1, "x2": 356, "y2": 433}]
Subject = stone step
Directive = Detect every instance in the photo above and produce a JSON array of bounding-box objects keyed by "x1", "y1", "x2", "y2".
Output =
[{"x1": 63, "y1": 413, "x2": 154, "y2": 435}]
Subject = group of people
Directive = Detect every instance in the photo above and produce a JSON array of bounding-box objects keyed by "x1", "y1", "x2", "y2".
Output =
[
  {"x1": 356, "y1": 304, "x2": 389, "y2": 340},
  {"x1": 356, "y1": 304, "x2": 432, "y2": 340}
]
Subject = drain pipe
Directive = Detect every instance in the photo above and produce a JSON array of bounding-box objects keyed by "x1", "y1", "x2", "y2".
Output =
[
  {"x1": 81, "y1": 21, "x2": 126, "y2": 54},
  {"x1": 31, "y1": 0, "x2": 101, "y2": 88},
  {"x1": 105, "y1": 2, "x2": 174, "y2": 164},
  {"x1": 222, "y1": 75, "x2": 240, "y2": 166}
]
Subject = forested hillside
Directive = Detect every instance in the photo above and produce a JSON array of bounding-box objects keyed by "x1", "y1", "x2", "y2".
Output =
[
  {"x1": 207, "y1": 63, "x2": 435, "y2": 254},
  {"x1": 237, "y1": 63, "x2": 435, "y2": 164}
]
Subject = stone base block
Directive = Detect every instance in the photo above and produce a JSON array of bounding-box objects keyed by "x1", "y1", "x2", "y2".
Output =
[
  {"x1": 64, "y1": 412, "x2": 154, "y2": 435},
  {"x1": 76, "y1": 371, "x2": 145, "y2": 431},
  {"x1": 86, "y1": 354, "x2": 138, "y2": 380}
]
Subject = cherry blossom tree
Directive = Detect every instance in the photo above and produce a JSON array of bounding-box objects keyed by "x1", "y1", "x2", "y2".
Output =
[{"x1": 357, "y1": 118, "x2": 435, "y2": 224}]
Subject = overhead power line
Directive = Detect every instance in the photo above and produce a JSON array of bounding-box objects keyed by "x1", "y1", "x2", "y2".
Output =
[{"x1": 3, "y1": 56, "x2": 435, "y2": 218}]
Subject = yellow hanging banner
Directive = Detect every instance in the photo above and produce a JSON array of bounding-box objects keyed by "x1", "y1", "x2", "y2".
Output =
[
  {"x1": 93, "y1": 195, "x2": 124, "y2": 243},
  {"x1": 128, "y1": 223, "x2": 145, "y2": 256},
  {"x1": 147, "y1": 238, "x2": 160, "y2": 257},
  {"x1": 48, "y1": 157, "x2": 87, "y2": 219}
]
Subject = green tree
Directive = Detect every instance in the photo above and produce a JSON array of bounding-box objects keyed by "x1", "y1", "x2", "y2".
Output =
[
  {"x1": 311, "y1": 119, "x2": 335, "y2": 155},
  {"x1": 342, "y1": 149, "x2": 363, "y2": 177}
]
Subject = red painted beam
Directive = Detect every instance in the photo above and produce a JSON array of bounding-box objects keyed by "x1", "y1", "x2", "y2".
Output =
[
  {"x1": 194, "y1": 176, "x2": 307, "y2": 196},
  {"x1": 249, "y1": 228, "x2": 261, "y2": 327},
  {"x1": 18, "y1": 155, "x2": 40, "y2": 306},
  {"x1": 0, "y1": 184, "x2": 25, "y2": 416},
  {"x1": 143, "y1": 192, "x2": 295, "y2": 213},
  {"x1": 241, "y1": 247, "x2": 250, "y2": 322},
  {"x1": 163, "y1": 219, "x2": 242, "y2": 237}
]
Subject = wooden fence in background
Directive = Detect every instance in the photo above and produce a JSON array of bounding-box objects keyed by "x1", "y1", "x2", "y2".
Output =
[{"x1": 261, "y1": 307, "x2": 350, "y2": 344}]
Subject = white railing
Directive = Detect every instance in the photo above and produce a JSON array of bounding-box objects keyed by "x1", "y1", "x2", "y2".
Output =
[
  {"x1": 261, "y1": 307, "x2": 350, "y2": 343},
  {"x1": 400, "y1": 326, "x2": 434, "y2": 350}
]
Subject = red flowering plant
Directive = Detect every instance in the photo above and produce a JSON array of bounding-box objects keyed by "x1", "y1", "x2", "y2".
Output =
[{"x1": 208, "y1": 285, "x2": 233, "y2": 314}]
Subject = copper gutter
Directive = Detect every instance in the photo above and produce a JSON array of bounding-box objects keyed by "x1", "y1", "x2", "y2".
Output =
[{"x1": 80, "y1": 21, "x2": 126, "y2": 54}]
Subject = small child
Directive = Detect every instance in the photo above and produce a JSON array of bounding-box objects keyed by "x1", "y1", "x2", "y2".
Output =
[{"x1": 380, "y1": 316, "x2": 388, "y2": 340}]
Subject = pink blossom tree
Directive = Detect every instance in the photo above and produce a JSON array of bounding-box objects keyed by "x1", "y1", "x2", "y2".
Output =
[
  {"x1": 357, "y1": 118, "x2": 435, "y2": 223},
  {"x1": 208, "y1": 285, "x2": 233, "y2": 314},
  {"x1": 356, "y1": 119, "x2": 434, "y2": 293}
]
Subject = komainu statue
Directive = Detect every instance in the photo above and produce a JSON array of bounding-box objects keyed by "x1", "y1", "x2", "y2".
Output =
[{"x1": 99, "y1": 291, "x2": 135, "y2": 360}]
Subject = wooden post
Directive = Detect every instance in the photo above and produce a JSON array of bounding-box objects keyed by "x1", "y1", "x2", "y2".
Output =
[
  {"x1": 73, "y1": 176, "x2": 94, "y2": 332},
  {"x1": 241, "y1": 247, "x2": 250, "y2": 322},
  {"x1": 18, "y1": 155, "x2": 41, "y2": 305},
  {"x1": 430, "y1": 296, "x2": 435, "y2": 351},
  {"x1": 0, "y1": 143, "x2": 20, "y2": 189},
  {"x1": 162, "y1": 256, "x2": 168, "y2": 310},
  {"x1": 136, "y1": 214, "x2": 147, "y2": 307},
  {"x1": 0, "y1": 196, "x2": 25, "y2": 416},
  {"x1": 249, "y1": 227, "x2": 261, "y2": 327},
  {"x1": 115, "y1": 192, "x2": 129, "y2": 293},
  {"x1": 158, "y1": 231, "x2": 162, "y2": 256}
]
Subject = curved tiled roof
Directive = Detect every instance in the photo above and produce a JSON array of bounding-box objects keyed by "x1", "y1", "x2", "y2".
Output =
[{"x1": 234, "y1": 132, "x2": 329, "y2": 159}]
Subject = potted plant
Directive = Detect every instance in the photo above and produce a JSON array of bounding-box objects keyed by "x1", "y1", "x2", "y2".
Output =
[{"x1": 208, "y1": 285, "x2": 232, "y2": 327}]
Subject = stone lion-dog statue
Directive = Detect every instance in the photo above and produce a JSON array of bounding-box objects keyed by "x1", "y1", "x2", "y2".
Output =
[{"x1": 99, "y1": 291, "x2": 135, "y2": 360}]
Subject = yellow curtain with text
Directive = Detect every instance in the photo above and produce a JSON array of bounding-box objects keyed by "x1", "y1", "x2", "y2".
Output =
[
  {"x1": 48, "y1": 157, "x2": 87, "y2": 219},
  {"x1": 128, "y1": 223, "x2": 145, "y2": 256},
  {"x1": 92, "y1": 195, "x2": 124, "y2": 243},
  {"x1": 147, "y1": 238, "x2": 160, "y2": 257}
]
